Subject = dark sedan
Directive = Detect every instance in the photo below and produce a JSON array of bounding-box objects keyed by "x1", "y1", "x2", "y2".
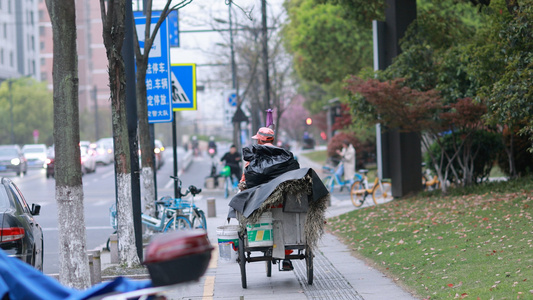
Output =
[
  {"x1": 0, "y1": 145, "x2": 27, "y2": 176},
  {"x1": 0, "y1": 178, "x2": 43, "y2": 271}
]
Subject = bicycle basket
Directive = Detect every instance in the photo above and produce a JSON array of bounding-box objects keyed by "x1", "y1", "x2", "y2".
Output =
[
  {"x1": 220, "y1": 166, "x2": 231, "y2": 177},
  {"x1": 173, "y1": 199, "x2": 191, "y2": 209},
  {"x1": 109, "y1": 203, "x2": 117, "y2": 230}
]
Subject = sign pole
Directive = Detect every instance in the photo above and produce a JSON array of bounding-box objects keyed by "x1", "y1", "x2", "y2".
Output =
[{"x1": 172, "y1": 111, "x2": 179, "y2": 199}]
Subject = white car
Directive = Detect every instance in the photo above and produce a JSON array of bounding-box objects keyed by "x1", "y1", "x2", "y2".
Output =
[
  {"x1": 94, "y1": 138, "x2": 114, "y2": 165},
  {"x1": 22, "y1": 144, "x2": 48, "y2": 169},
  {"x1": 80, "y1": 145, "x2": 97, "y2": 174}
]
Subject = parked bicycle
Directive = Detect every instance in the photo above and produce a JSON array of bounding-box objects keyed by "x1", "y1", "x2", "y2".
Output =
[
  {"x1": 421, "y1": 163, "x2": 440, "y2": 191},
  {"x1": 142, "y1": 201, "x2": 191, "y2": 232},
  {"x1": 108, "y1": 199, "x2": 191, "y2": 242},
  {"x1": 322, "y1": 161, "x2": 357, "y2": 193},
  {"x1": 158, "y1": 176, "x2": 207, "y2": 231},
  {"x1": 350, "y1": 170, "x2": 392, "y2": 207}
]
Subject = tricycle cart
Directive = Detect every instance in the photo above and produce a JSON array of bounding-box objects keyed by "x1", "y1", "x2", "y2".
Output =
[
  {"x1": 237, "y1": 192, "x2": 316, "y2": 288},
  {"x1": 229, "y1": 167, "x2": 330, "y2": 289}
]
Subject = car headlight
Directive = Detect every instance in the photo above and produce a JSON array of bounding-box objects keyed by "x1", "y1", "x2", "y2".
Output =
[{"x1": 11, "y1": 158, "x2": 20, "y2": 166}]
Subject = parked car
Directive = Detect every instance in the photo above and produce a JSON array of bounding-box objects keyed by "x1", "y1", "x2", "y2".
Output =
[
  {"x1": 94, "y1": 138, "x2": 114, "y2": 165},
  {"x1": 0, "y1": 145, "x2": 27, "y2": 176},
  {"x1": 80, "y1": 144, "x2": 97, "y2": 174},
  {"x1": 21, "y1": 144, "x2": 47, "y2": 169},
  {"x1": 0, "y1": 177, "x2": 43, "y2": 271},
  {"x1": 45, "y1": 147, "x2": 54, "y2": 179},
  {"x1": 154, "y1": 139, "x2": 165, "y2": 169}
]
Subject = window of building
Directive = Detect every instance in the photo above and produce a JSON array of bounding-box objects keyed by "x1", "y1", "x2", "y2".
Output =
[
  {"x1": 3, "y1": 23, "x2": 6, "y2": 39},
  {"x1": 41, "y1": 72, "x2": 46, "y2": 81},
  {"x1": 39, "y1": 26, "x2": 44, "y2": 36},
  {"x1": 7, "y1": 0, "x2": 11, "y2": 14},
  {"x1": 9, "y1": 51, "x2": 13, "y2": 67},
  {"x1": 40, "y1": 57, "x2": 45, "y2": 66},
  {"x1": 0, "y1": 49, "x2": 3, "y2": 65},
  {"x1": 40, "y1": 41, "x2": 44, "y2": 50},
  {"x1": 31, "y1": 36, "x2": 35, "y2": 51}
]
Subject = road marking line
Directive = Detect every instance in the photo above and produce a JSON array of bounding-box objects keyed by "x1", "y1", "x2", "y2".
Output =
[
  {"x1": 93, "y1": 200, "x2": 111, "y2": 206},
  {"x1": 202, "y1": 276, "x2": 215, "y2": 300},
  {"x1": 209, "y1": 243, "x2": 218, "y2": 269},
  {"x1": 163, "y1": 170, "x2": 183, "y2": 189},
  {"x1": 102, "y1": 170, "x2": 115, "y2": 179}
]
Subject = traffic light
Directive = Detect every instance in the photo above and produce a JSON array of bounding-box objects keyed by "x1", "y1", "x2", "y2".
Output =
[{"x1": 305, "y1": 117, "x2": 312, "y2": 125}]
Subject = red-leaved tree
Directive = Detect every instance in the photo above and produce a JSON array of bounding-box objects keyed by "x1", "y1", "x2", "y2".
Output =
[{"x1": 345, "y1": 76, "x2": 488, "y2": 193}]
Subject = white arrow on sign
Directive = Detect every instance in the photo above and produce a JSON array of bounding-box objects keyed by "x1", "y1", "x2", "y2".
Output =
[{"x1": 171, "y1": 70, "x2": 191, "y2": 104}]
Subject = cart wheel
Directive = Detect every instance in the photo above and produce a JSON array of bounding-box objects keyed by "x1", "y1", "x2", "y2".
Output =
[
  {"x1": 265, "y1": 250, "x2": 272, "y2": 277},
  {"x1": 238, "y1": 232, "x2": 247, "y2": 288},
  {"x1": 306, "y1": 246, "x2": 314, "y2": 285}
]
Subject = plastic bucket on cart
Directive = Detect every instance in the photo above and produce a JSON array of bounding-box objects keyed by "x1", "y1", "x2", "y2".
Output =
[
  {"x1": 216, "y1": 225, "x2": 240, "y2": 263},
  {"x1": 246, "y1": 211, "x2": 273, "y2": 247}
]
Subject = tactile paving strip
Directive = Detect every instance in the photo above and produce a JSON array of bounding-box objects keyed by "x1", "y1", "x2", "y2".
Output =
[{"x1": 293, "y1": 250, "x2": 364, "y2": 299}]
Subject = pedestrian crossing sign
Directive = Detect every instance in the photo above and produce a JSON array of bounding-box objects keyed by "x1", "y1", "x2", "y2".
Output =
[{"x1": 171, "y1": 64, "x2": 197, "y2": 111}]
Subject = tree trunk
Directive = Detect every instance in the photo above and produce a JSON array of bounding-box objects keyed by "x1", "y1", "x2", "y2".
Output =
[
  {"x1": 135, "y1": 60, "x2": 156, "y2": 216},
  {"x1": 45, "y1": 0, "x2": 90, "y2": 289},
  {"x1": 100, "y1": 0, "x2": 140, "y2": 267}
]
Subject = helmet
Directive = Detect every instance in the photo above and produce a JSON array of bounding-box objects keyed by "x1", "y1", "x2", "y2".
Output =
[{"x1": 252, "y1": 127, "x2": 275, "y2": 142}]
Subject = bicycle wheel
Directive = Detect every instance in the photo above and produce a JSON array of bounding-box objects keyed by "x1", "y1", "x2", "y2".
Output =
[
  {"x1": 224, "y1": 177, "x2": 230, "y2": 199},
  {"x1": 322, "y1": 176, "x2": 333, "y2": 192},
  {"x1": 305, "y1": 246, "x2": 313, "y2": 285},
  {"x1": 350, "y1": 181, "x2": 365, "y2": 207},
  {"x1": 372, "y1": 182, "x2": 392, "y2": 205},
  {"x1": 192, "y1": 209, "x2": 207, "y2": 230},
  {"x1": 164, "y1": 215, "x2": 191, "y2": 232}
]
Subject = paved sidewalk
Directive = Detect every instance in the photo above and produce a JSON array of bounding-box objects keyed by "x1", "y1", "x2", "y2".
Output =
[{"x1": 98, "y1": 148, "x2": 418, "y2": 299}]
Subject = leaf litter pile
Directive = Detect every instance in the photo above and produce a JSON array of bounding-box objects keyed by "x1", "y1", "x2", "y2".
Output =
[{"x1": 327, "y1": 178, "x2": 533, "y2": 299}]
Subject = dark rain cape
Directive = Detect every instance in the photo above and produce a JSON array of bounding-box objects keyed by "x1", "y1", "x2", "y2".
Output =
[
  {"x1": 242, "y1": 144, "x2": 300, "y2": 189},
  {"x1": 228, "y1": 167, "x2": 330, "y2": 250}
]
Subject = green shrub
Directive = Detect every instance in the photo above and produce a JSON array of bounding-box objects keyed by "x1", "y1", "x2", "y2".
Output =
[
  {"x1": 497, "y1": 129, "x2": 533, "y2": 176},
  {"x1": 425, "y1": 130, "x2": 503, "y2": 183}
]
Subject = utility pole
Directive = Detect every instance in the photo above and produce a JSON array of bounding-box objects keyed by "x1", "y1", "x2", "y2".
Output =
[
  {"x1": 8, "y1": 80, "x2": 14, "y2": 144},
  {"x1": 261, "y1": 0, "x2": 270, "y2": 110},
  {"x1": 93, "y1": 86, "x2": 99, "y2": 141},
  {"x1": 229, "y1": 1, "x2": 241, "y2": 150}
]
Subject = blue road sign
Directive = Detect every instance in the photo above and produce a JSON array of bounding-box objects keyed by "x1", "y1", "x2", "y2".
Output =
[
  {"x1": 135, "y1": 16, "x2": 173, "y2": 123},
  {"x1": 228, "y1": 92, "x2": 237, "y2": 107},
  {"x1": 133, "y1": 10, "x2": 179, "y2": 47},
  {"x1": 171, "y1": 64, "x2": 197, "y2": 111}
]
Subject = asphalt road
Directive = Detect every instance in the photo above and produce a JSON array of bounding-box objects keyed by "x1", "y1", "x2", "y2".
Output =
[{"x1": 4, "y1": 145, "x2": 214, "y2": 275}]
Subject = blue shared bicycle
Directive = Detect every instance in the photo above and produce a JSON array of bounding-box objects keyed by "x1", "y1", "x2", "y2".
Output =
[
  {"x1": 321, "y1": 161, "x2": 363, "y2": 193},
  {"x1": 157, "y1": 176, "x2": 207, "y2": 231}
]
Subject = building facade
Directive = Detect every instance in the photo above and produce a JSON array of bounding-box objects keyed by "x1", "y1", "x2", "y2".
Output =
[
  {"x1": 38, "y1": 0, "x2": 110, "y2": 113},
  {"x1": 0, "y1": 0, "x2": 40, "y2": 81}
]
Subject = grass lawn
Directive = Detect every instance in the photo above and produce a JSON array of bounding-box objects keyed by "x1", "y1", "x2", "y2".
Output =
[
  {"x1": 301, "y1": 150, "x2": 328, "y2": 166},
  {"x1": 327, "y1": 177, "x2": 533, "y2": 299}
]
